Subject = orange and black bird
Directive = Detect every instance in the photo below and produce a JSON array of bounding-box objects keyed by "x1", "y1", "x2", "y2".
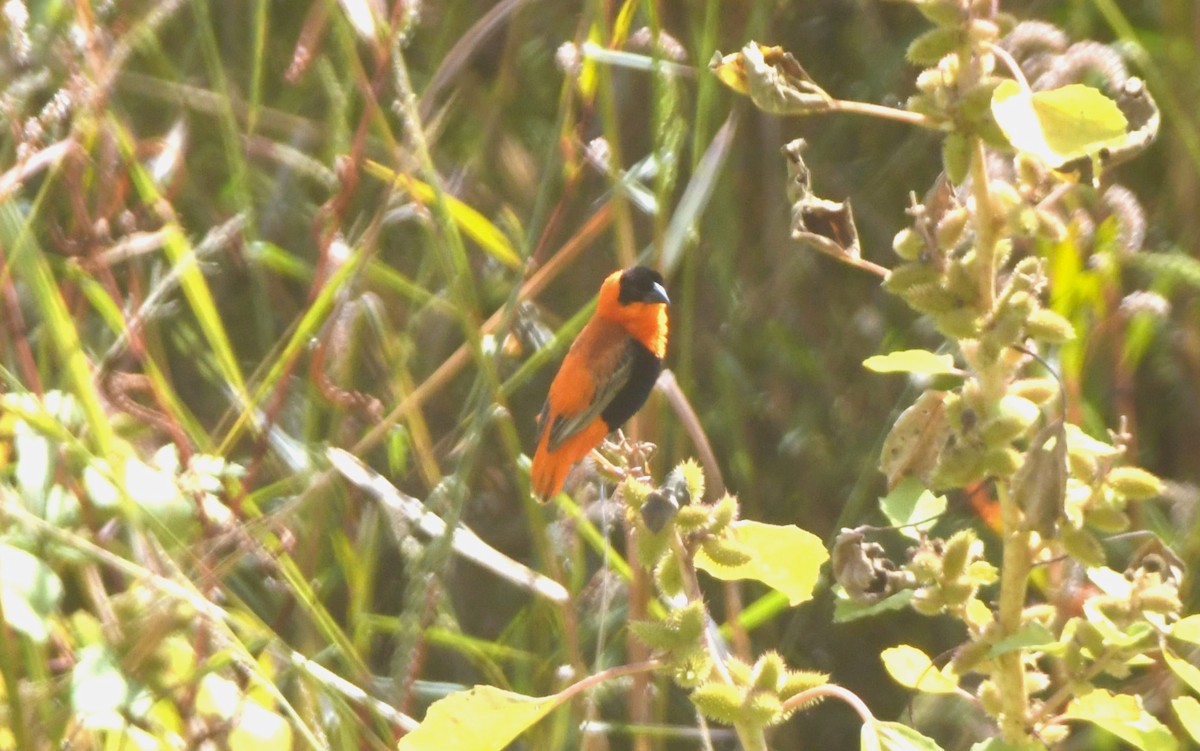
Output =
[{"x1": 531, "y1": 266, "x2": 670, "y2": 501}]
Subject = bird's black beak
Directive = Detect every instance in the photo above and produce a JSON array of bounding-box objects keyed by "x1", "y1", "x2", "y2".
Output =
[{"x1": 647, "y1": 282, "x2": 670, "y2": 306}]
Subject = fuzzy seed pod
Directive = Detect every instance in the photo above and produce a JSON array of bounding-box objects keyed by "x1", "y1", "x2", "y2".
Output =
[
  {"x1": 893, "y1": 227, "x2": 926, "y2": 260},
  {"x1": 701, "y1": 536, "x2": 755, "y2": 567},
  {"x1": 942, "y1": 530, "x2": 977, "y2": 579},
  {"x1": 1106, "y1": 466, "x2": 1164, "y2": 500},
  {"x1": 752, "y1": 652, "x2": 786, "y2": 693},
  {"x1": 690, "y1": 683, "x2": 746, "y2": 725},
  {"x1": 675, "y1": 504, "x2": 711, "y2": 531},
  {"x1": 1009, "y1": 378, "x2": 1059, "y2": 405},
  {"x1": 1025, "y1": 308, "x2": 1076, "y2": 343},
  {"x1": 936, "y1": 207, "x2": 970, "y2": 250}
]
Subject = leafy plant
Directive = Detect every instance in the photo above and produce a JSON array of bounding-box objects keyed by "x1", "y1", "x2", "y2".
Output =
[{"x1": 714, "y1": 1, "x2": 1193, "y2": 748}]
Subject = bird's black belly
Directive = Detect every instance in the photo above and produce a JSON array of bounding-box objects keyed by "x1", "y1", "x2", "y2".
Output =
[{"x1": 600, "y1": 340, "x2": 661, "y2": 431}]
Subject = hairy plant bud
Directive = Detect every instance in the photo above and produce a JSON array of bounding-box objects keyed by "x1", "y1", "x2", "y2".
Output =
[
  {"x1": 752, "y1": 651, "x2": 786, "y2": 693},
  {"x1": 701, "y1": 536, "x2": 755, "y2": 567},
  {"x1": 936, "y1": 207, "x2": 970, "y2": 250},
  {"x1": 1025, "y1": 308, "x2": 1076, "y2": 343},
  {"x1": 675, "y1": 504, "x2": 710, "y2": 531},
  {"x1": 1105, "y1": 466, "x2": 1164, "y2": 500},
  {"x1": 690, "y1": 683, "x2": 745, "y2": 725},
  {"x1": 893, "y1": 227, "x2": 926, "y2": 260},
  {"x1": 942, "y1": 530, "x2": 977, "y2": 579}
]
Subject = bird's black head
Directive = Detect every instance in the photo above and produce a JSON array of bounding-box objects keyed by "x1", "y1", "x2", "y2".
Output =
[{"x1": 617, "y1": 266, "x2": 670, "y2": 306}]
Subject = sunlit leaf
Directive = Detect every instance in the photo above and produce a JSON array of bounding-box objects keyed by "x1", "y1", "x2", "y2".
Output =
[
  {"x1": 694, "y1": 521, "x2": 828, "y2": 606},
  {"x1": 0, "y1": 544, "x2": 63, "y2": 643},
  {"x1": 398, "y1": 686, "x2": 564, "y2": 751},
  {"x1": 363, "y1": 161, "x2": 521, "y2": 269},
  {"x1": 1063, "y1": 688, "x2": 1177, "y2": 751},
  {"x1": 864, "y1": 350, "x2": 960, "y2": 376},
  {"x1": 880, "y1": 645, "x2": 959, "y2": 694},
  {"x1": 1171, "y1": 615, "x2": 1200, "y2": 645},
  {"x1": 991, "y1": 81, "x2": 1128, "y2": 167},
  {"x1": 1172, "y1": 696, "x2": 1200, "y2": 744},
  {"x1": 1163, "y1": 647, "x2": 1200, "y2": 696},
  {"x1": 880, "y1": 477, "x2": 946, "y2": 539},
  {"x1": 872, "y1": 719, "x2": 944, "y2": 750}
]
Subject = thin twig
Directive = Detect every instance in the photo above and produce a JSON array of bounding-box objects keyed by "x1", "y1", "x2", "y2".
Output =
[
  {"x1": 655, "y1": 369, "x2": 725, "y2": 500},
  {"x1": 827, "y1": 99, "x2": 943, "y2": 129}
]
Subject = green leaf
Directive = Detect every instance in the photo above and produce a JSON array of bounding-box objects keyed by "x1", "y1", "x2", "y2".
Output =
[
  {"x1": 880, "y1": 645, "x2": 959, "y2": 694},
  {"x1": 1062, "y1": 688, "x2": 1177, "y2": 751},
  {"x1": 864, "y1": 350, "x2": 960, "y2": 376},
  {"x1": 0, "y1": 204, "x2": 118, "y2": 456},
  {"x1": 988, "y1": 622, "x2": 1056, "y2": 658},
  {"x1": 880, "y1": 477, "x2": 946, "y2": 539},
  {"x1": 834, "y1": 588, "x2": 915, "y2": 623},
  {"x1": 1172, "y1": 696, "x2": 1200, "y2": 744},
  {"x1": 0, "y1": 544, "x2": 63, "y2": 643},
  {"x1": 1163, "y1": 647, "x2": 1200, "y2": 696},
  {"x1": 364, "y1": 161, "x2": 521, "y2": 270},
  {"x1": 1171, "y1": 615, "x2": 1200, "y2": 645},
  {"x1": 990, "y1": 81, "x2": 1128, "y2": 167},
  {"x1": 872, "y1": 719, "x2": 945, "y2": 751},
  {"x1": 398, "y1": 686, "x2": 564, "y2": 751},
  {"x1": 694, "y1": 521, "x2": 828, "y2": 606}
]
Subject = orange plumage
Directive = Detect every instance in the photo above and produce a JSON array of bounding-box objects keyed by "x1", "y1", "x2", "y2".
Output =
[{"x1": 531, "y1": 266, "x2": 669, "y2": 501}]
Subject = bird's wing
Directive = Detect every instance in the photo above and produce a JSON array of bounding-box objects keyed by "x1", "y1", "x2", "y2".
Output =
[{"x1": 544, "y1": 341, "x2": 634, "y2": 453}]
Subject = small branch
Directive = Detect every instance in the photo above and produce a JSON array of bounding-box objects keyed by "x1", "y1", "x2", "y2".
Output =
[
  {"x1": 655, "y1": 369, "x2": 725, "y2": 499},
  {"x1": 838, "y1": 253, "x2": 890, "y2": 279},
  {"x1": 994, "y1": 485, "x2": 1032, "y2": 742},
  {"x1": 986, "y1": 42, "x2": 1031, "y2": 91},
  {"x1": 827, "y1": 99, "x2": 943, "y2": 129},
  {"x1": 555, "y1": 659, "x2": 667, "y2": 704},
  {"x1": 969, "y1": 137, "x2": 998, "y2": 312},
  {"x1": 783, "y1": 684, "x2": 879, "y2": 747}
]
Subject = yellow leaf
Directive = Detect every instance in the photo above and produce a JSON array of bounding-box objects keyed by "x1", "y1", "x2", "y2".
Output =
[
  {"x1": 695, "y1": 521, "x2": 827, "y2": 606},
  {"x1": 864, "y1": 349, "x2": 960, "y2": 376},
  {"x1": 1172, "y1": 696, "x2": 1200, "y2": 744},
  {"x1": 398, "y1": 686, "x2": 563, "y2": 751},
  {"x1": 1164, "y1": 647, "x2": 1200, "y2": 696},
  {"x1": 880, "y1": 645, "x2": 959, "y2": 694},
  {"x1": 1063, "y1": 688, "x2": 1178, "y2": 751},
  {"x1": 1171, "y1": 615, "x2": 1200, "y2": 645},
  {"x1": 991, "y1": 81, "x2": 1128, "y2": 167},
  {"x1": 363, "y1": 161, "x2": 521, "y2": 270}
]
